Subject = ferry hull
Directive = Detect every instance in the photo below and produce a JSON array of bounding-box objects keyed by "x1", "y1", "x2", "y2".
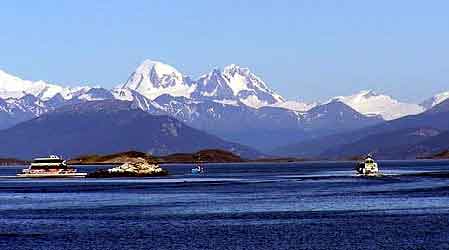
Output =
[
  {"x1": 356, "y1": 173, "x2": 384, "y2": 177},
  {"x1": 16, "y1": 173, "x2": 87, "y2": 178}
]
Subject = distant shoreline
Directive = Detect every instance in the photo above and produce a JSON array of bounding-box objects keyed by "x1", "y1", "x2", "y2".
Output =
[
  {"x1": 4, "y1": 159, "x2": 449, "y2": 168},
  {"x1": 0, "y1": 158, "x2": 29, "y2": 166}
]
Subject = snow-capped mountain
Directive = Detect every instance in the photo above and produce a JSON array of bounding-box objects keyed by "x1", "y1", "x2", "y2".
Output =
[
  {"x1": 0, "y1": 87, "x2": 118, "y2": 129},
  {"x1": 111, "y1": 87, "x2": 165, "y2": 113},
  {"x1": 121, "y1": 60, "x2": 285, "y2": 108},
  {"x1": 2, "y1": 59, "x2": 446, "y2": 152},
  {"x1": 1, "y1": 61, "x2": 445, "y2": 123},
  {"x1": 0, "y1": 69, "x2": 92, "y2": 101},
  {"x1": 421, "y1": 91, "x2": 449, "y2": 109},
  {"x1": 193, "y1": 68, "x2": 236, "y2": 101},
  {"x1": 0, "y1": 94, "x2": 49, "y2": 129},
  {"x1": 194, "y1": 64, "x2": 285, "y2": 108},
  {"x1": 211, "y1": 64, "x2": 284, "y2": 108},
  {"x1": 120, "y1": 60, "x2": 196, "y2": 100},
  {"x1": 329, "y1": 90, "x2": 425, "y2": 120},
  {"x1": 149, "y1": 94, "x2": 383, "y2": 150}
]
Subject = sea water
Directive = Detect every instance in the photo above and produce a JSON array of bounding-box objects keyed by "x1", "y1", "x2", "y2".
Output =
[{"x1": 1, "y1": 161, "x2": 449, "y2": 250}]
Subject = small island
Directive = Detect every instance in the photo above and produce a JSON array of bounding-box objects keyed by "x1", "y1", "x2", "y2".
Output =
[{"x1": 87, "y1": 159, "x2": 168, "y2": 178}]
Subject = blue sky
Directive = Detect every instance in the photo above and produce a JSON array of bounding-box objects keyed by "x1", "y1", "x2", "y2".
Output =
[{"x1": 1, "y1": 0, "x2": 448, "y2": 102}]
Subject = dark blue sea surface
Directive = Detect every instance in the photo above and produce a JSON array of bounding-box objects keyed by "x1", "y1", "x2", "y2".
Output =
[{"x1": 1, "y1": 161, "x2": 449, "y2": 250}]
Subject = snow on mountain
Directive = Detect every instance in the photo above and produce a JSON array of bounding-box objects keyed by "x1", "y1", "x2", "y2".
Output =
[
  {"x1": 222, "y1": 64, "x2": 255, "y2": 96},
  {"x1": 2, "y1": 95, "x2": 46, "y2": 116},
  {"x1": 120, "y1": 60, "x2": 196, "y2": 100},
  {"x1": 1, "y1": 61, "x2": 439, "y2": 132},
  {"x1": 269, "y1": 100, "x2": 317, "y2": 112},
  {"x1": 120, "y1": 60, "x2": 285, "y2": 109},
  {"x1": 110, "y1": 87, "x2": 165, "y2": 113},
  {"x1": 0, "y1": 69, "x2": 92, "y2": 101},
  {"x1": 194, "y1": 68, "x2": 235, "y2": 100},
  {"x1": 192, "y1": 64, "x2": 285, "y2": 108},
  {"x1": 0, "y1": 94, "x2": 50, "y2": 129},
  {"x1": 421, "y1": 91, "x2": 449, "y2": 109},
  {"x1": 221, "y1": 64, "x2": 285, "y2": 108},
  {"x1": 76, "y1": 87, "x2": 114, "y2": 101},
  {"x1": 329, "y1": 90, "x2": 425, "y2": 120},
  {"x1": 0, "y1": 69, "x2": 46, "y2": 99}
]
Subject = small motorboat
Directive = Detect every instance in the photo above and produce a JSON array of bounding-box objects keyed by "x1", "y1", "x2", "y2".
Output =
[
  {"x1": 191, "y1": 153, "x2": 205, "y2": 175},
  {"x1": 191, "y1": 165, "x2": 204, "y2": 175},
  {"x1": 355, "y1": 154, "x2": 381, "y2": 177}
]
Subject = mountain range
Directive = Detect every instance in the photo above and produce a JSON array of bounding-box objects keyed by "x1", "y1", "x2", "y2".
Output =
[
  {"x1": 0, "y1": 100, "x2": 261, "y2": 159},
  {"x1": 274, "y1": 98, "x2": 449, "y2": 159},
  {"x1": 0, "y1": 59, "x2": 448, "y2": 157}
]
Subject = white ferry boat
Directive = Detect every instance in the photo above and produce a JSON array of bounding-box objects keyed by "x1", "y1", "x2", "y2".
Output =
[
  {"x1": 17, "y1": 155, "x2": 86, "y2": 178},
  {"x1": 355, "y1": 155, "x2": 381, "y2": 177}
]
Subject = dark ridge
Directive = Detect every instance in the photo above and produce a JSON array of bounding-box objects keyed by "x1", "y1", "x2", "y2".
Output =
[
  {"x1": 69, "y1": 149, "x2": 245, "y2": 164},
  {"x1": 0, "y1": 158, "x2": 28, "y2": 166},
  {"x1": 159, "y1": 149, "x2": 244, "y2": 163},
  {"x1": 0, "y1": 100, "x2": 262, "y2": 159},
  {"x1": 69, "y1": 151, "x2": 158, "y2": 165},
  {"x1": 418, "y1": 150, "x2": 449, "y2": 159}
]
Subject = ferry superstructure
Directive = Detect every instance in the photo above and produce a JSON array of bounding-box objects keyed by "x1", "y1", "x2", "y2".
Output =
[
  {"x1": 17, "y1": 155, "x2": 86, "y2": 178},
  {"x1": 355, "y1": 155, "x2": 380, "y2": 177}
]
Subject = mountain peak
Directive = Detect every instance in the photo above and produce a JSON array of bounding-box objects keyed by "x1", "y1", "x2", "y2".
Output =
[
  {"x1": 331, "y1": 90, "x2": 424, "y2": 120},
  {"x1": 220, "y1": 64, "x2": 284, "y2": 107},
  {"x1": 123, "y1": 62, "x2": 286, "y2": 108},
  {"x1": 122, "y1": 60, "x2": 195, "y2": 100},
  {"x1": 358, "y1": 89, "x2": 379, "y2": 98},
  {"x1": 135, "y1": 60, "x2": 181, "y2": 78},
  {"x1": 0, "y1": 69, "x2": 33, "y2": 99},
  {"x1": 0, "y1": 68, "x2": 73, "y2": 100},
  {"x1": 223, "y1": 64, "x2": 249, "y2": 74}
]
